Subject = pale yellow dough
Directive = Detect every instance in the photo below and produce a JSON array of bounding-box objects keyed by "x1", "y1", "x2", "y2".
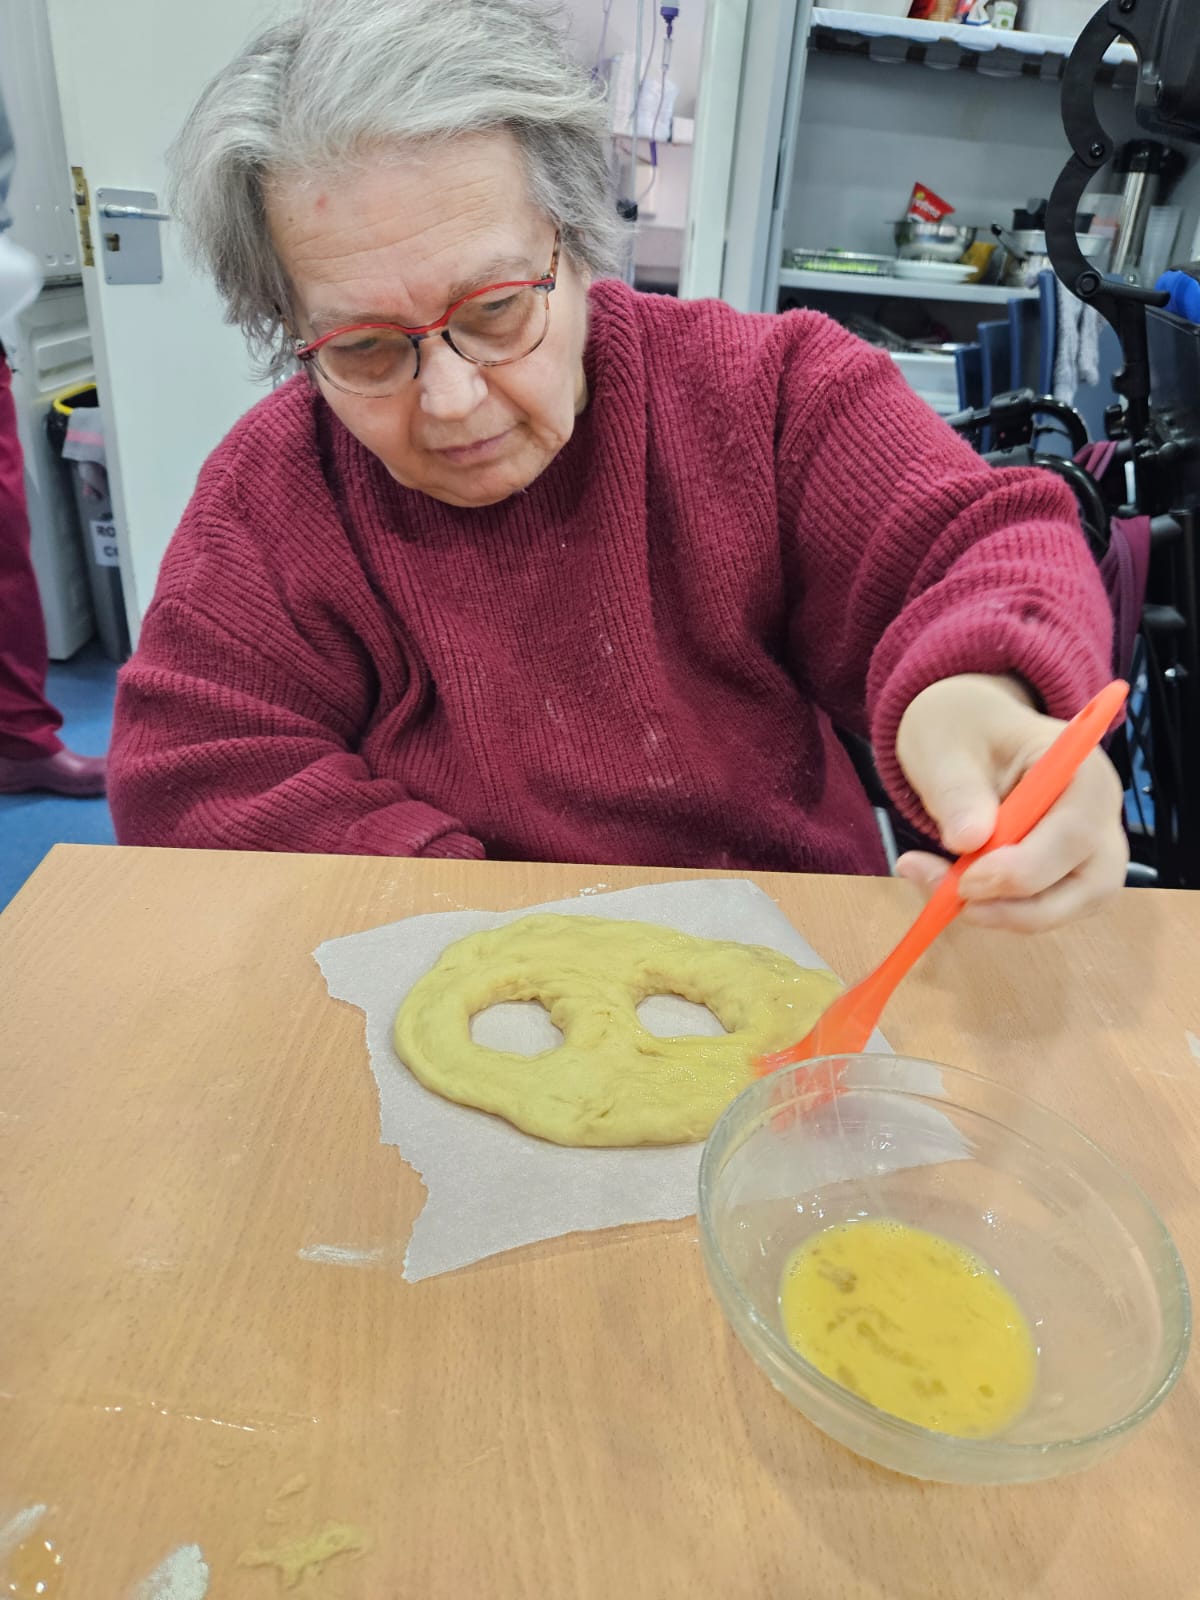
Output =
[{"x1": 392, "y1": 913, "x2": 841, "y2": 1147}]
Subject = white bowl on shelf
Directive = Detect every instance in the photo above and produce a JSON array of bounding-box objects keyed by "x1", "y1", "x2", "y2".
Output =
[
  {"x1": 893, "y1": 260, "x2": 977, "y2": 284},
  {"x1": 1019, "y1": 0, "x2": 1098, "y2": 36}
]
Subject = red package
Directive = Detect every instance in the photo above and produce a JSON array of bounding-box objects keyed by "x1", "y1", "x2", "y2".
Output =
[{"x1": 905, "y1": 182, "x2": 955, "y2": 224}]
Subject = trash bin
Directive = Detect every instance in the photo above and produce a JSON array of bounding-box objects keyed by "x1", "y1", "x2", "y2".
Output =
[{"x1": 46, "y1": 382, "x2": 131, "y2": 662}]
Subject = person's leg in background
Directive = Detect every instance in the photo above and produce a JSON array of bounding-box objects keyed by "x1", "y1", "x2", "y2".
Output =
[{"x1": 0, "y1": 348, "x2": 106, "y2": 795}]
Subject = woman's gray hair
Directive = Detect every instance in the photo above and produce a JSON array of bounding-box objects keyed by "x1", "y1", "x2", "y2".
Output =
[{"x1": 169, "y1": 0, "x2": 626, "y2": 376}]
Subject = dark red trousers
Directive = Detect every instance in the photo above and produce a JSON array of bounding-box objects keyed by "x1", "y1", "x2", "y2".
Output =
[{"x1": 0, "y1": 351, "x2": 63, "y2": 759}]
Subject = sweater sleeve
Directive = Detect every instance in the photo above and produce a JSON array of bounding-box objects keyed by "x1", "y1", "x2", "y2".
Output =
[
  {"x1": 108, "y1": 506, "x2": 483, "y2": 860},
  {"x1": 775, "y1": 322, "x2": 1113, "y2": 834}
]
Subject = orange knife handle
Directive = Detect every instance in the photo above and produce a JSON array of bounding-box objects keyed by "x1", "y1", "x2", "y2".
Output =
[
  {"x1": 961, "y1": 680, "x2": 1129, "y2": 862},
  {"x1": 861, "y1": 682, "x2": 1128, "y2": 1015},
  {"x1": 883, "y1": 682, "x2": 1125, "y2": 947}
]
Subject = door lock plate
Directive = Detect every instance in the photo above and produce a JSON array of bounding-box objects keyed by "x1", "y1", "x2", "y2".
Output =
[{"x1": 95, "y1": 188, "x2": 165, "y2": 285}]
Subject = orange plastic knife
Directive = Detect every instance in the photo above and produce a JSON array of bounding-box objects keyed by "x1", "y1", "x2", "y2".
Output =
[{"x1": 756, "y1": 679, "x2": 1130, "y2": 1085}]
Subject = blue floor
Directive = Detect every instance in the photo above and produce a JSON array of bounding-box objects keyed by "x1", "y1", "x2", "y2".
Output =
[{"x1": 0, "y1": 641, "x2": 118, "y2": 911}]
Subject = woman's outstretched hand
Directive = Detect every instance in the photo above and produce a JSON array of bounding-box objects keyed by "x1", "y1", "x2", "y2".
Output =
[{"x1": 895, "y1": 674, "x2": 1129, "y2": 933}]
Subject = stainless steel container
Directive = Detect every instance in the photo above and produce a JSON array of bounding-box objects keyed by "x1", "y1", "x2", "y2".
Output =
[
  {"x1": 998, "y1": 229, "x2": 1109, "y2": 287},
  {"x1": 893, "y1": 220, "x2": 978, "y2": 262},
  {"x1": 1111, "y1": 141, "x2": 1185, "y2": 282}
]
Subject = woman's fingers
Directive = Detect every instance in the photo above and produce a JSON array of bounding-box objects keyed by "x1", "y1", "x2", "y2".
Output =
[
  {"x1": 958, "y1": 844, "x2": 1127, "y2": 932},
  {"x1": 895, "y1": 851, "x2": 951, "y2": 889},
  {"x1": 956, "y1": 751, "x2": 1125, "y2": 904},
  {"x1": 894, "y1": 749, "x2": 1128, "y2": 932},
  {"x1": 894, "y1": 676, "x2": 1132, "y2": 931},
  {"x1": 895, "y1": 689, "x2": 1004, "y2": 856},
  {"x1": 958, "y1": 817, "x2": 1093, "y2": 904},
  {"x1": 899, "y1": 851, "x2": 1123, "y2": 933}
]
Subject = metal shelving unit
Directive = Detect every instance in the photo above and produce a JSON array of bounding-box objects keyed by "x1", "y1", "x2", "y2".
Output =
[
  {"x1": 808, "y1": 9, "x2": 1136, "y2": 76},
  {"x1": 778, "y1": 267, "x2": 1038, "y2": 304}
]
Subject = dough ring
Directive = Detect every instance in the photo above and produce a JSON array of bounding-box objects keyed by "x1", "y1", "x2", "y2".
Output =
[{"x1": 392, "y1": 913, "x2": 841, "y2": 1147}]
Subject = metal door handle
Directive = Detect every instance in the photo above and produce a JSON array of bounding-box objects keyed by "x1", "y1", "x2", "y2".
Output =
[{"x1": 99, "y1": 204, "x2": 171, "y2": 222}]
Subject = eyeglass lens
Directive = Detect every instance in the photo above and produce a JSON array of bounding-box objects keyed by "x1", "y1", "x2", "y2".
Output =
[{"x1": 315, "y1": 284, "x2": 550, "y2": 396}]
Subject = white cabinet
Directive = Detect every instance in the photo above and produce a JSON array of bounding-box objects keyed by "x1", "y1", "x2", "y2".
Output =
[{"x1": 889, "y1": 349, "x2": 961, "y2": 417}]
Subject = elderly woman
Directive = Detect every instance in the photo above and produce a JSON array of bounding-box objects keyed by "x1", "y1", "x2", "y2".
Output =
[{"x1": 110, "y1": 0, "x2": 1126, "y2": 932}]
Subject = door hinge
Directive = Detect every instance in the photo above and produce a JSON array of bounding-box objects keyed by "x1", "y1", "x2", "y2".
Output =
[{"x1": 71, "y1": 165, "x2": 95, "y2": 269}]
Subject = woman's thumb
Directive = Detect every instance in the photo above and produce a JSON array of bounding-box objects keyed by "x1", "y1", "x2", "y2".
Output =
[{"x1": 908, "y1": 747, "x2": 999, "y2": 856}]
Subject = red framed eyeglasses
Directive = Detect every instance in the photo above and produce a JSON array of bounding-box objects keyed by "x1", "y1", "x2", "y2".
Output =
[{"x1": 294, "y1": 230, "x2": 561, "y2": 397}]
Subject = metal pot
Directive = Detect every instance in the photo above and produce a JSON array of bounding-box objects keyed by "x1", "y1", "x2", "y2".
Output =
[
  {"x1": 992, "y1": 225, "x2": 1109, "y2": 287},
  {"x1": 893, "y1": 220, "x2": 978, "y2": 262}
]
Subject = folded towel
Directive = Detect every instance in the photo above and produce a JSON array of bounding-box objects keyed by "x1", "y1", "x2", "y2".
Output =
[{"x1": 1054, "y1": 278, "x2": 1101, "y2": 402}]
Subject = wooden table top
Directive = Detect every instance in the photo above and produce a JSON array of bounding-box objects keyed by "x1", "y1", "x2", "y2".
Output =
[{"x1": 1, "y1": 844, "x2": 1197, "y2": 1599}]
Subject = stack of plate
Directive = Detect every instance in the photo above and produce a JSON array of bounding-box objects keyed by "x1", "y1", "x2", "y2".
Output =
[{"x1": 892, "y1": 260, "x2": 976, "y2": 284}]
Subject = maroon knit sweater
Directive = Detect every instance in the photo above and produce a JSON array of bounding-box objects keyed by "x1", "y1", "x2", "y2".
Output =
[{"x1": 109, "y1": 279, "x2": 1112, "y2": 874}]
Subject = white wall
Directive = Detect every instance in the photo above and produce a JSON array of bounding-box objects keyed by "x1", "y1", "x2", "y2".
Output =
[
  {"x1": 560, "y1": 0, "x2": 709, "y2": 277},
  {"x1": 560, "y1": 0, "x2": 706, "y2": 118}
]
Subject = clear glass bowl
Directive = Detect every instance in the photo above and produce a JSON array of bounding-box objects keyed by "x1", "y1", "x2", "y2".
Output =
[{"x1": 698, "y1": 1055, "x2": 1191, "y2": 1484}]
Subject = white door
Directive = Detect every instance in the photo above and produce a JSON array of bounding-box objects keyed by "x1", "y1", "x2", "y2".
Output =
[
  {"x1": 678, "y1": 0, "x2": 750, "y2": 301},
  {"x1": 45, "y1": 0, "x2": 280, "y2": 640},
  {"x1": 718, "y1": 0, "x2": 807, "y2": 312},
  {"x1": 681, "y1": 0, "x2": 810, "y2": 312}
]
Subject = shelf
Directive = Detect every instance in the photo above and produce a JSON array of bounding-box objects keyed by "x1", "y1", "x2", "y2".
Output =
[
  {"x1": 809, "y1": 8, "x2": 1136, "y2": 78},
  {"x1": 779, "y1": 267, "x2": 1038, "y2": 303}
]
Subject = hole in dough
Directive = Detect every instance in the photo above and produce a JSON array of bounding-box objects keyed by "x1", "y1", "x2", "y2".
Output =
[
  {"x1": 470, "y1": 1000, "x2": 564, "y2": 1055},
  {"x1": 636, "y1": 995, "x2": 729, "y2": 1039}
]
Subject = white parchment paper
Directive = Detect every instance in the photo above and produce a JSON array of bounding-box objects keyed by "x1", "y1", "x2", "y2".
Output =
[{"x1": 315, "y1": 878, "x2": 893, "y2": 1281}]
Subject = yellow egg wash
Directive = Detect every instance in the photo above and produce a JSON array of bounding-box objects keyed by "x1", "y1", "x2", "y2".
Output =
[{"x1": 779, "y1": 1219, "x2": 1037, "y2": 1438}]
